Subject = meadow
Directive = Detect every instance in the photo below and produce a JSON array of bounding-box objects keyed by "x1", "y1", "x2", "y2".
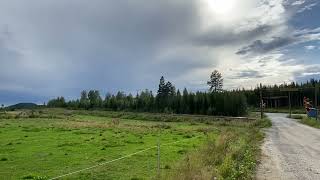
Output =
[{"x1": 0, "y1": 109, "x2": 270, "y2": 179}]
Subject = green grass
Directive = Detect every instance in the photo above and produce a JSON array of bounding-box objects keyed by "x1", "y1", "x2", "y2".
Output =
[
  {"x1": 299, "y1": 116, "x2": 320, "y2": 129},
  {"x1": 251, "y1": 107, "x2": 306, "y2": 114},
  {"x1": 168, "y1": 115, "x2": 271, "y2": 180},
  {"x1": 0, "y1": 109, "x2": 270, "y2": 179},
  {"x1": 286, "y1": 114, "x2": 320, "y2": 129},
  {"x1": 287, "y1": 114, "x2": 304, "y2": 119}
]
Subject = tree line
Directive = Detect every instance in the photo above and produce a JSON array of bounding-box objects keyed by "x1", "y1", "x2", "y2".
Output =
[
  {"x1": 242, "y1": 78, "x2": 320, "y2": 108},
  {"x1": 47, "y1": 69, "x2": 319, "y2": 115},
  {"x1": 48, "y1": 71, "x2": 248, "y2": 116}
]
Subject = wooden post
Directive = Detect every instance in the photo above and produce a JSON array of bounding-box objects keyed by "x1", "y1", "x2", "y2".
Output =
[
  {"x1": 316, "y1": 84, "x2": 318, "y2": 120},
  {"x1": 289, "y1": 91, "x2": 292, "y2": 118},
  {"x1": 157, "y1": 129, "x2": 161, "y2": 179},
  {"x1": 280, "y1": 88, "x2": 298, "y2": 118},
  {"x1": 260, "y1": 84, "x2": 263, "y2": 119},
  {"x1": 315, "y1": 84, "x2": 318, "y2": 108}
]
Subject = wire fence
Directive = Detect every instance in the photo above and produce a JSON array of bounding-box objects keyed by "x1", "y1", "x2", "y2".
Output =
[{"x1": 48, "y1": 137, "x2": 197, "y2": 180}]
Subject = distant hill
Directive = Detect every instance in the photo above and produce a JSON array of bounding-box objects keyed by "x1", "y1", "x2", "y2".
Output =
[{"x1": 7, "y1": 103, "x2": 39, "y2": 110}]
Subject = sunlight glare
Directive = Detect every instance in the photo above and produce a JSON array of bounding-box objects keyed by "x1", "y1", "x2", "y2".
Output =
[{"x1": 205, "y1": 0, "x2": 236, "y2": 15}]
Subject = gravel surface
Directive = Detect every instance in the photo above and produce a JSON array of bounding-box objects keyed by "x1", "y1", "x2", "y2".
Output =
[{"x1": 257, "y1": 113, "x2": 320, "y2": 180}]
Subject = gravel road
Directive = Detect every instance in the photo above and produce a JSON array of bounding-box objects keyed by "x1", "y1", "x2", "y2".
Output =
[{"x1": 257, "y1": 113, "x2": 320, "y2": 180}]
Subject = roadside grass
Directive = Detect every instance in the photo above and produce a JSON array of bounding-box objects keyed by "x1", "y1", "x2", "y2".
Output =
[
  {"x1": 287, "y1": 114, "x2": 304, "y2": 120},
  {"x1": 299, "y1": 116, "x2": 320, "y2": 129},
  {"x1": 0, "y1": 109, "x2": 270, "y2": 179},
  {"x1": 286, "y1": 114, "x2": 320, "y2": 129},
  {"x1": 167, "y1": 115, "x2": 271, "y2": 180},
  {"x1": 250, "y1": 107, "x2": 305, "y2": 114}
]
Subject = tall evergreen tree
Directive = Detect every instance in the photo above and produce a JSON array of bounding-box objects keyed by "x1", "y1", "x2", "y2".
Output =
[
  {"x1": 207, "y1": 70, "x2": 223, "y2": 92},
  {"x1": 156, "y1": 76, "x2": 166, "y2": 111},
  {"x1": 79, "y1": 90, "x2": 89, "y2": 109},
  {"x1": 157, "y1": 76, "x2": 166, "y2": 96}
]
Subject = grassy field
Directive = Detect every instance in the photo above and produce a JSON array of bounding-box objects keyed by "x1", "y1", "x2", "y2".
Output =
[{"x1": 0, "y1": 109, "x2": 270, "y2": 180}]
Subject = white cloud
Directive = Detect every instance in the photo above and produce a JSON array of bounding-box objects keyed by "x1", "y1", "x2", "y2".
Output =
[
  {"x1": 302, "y1": 72, "x2": 320, "y2": 76},
  {"x1": 222, "y1": 53, "x2": 312, "y2": 89},
  {"x1": 297, "y1": 2, "x2": 318, "y2": 13},
  {"x1": 305, "y1": 45, "x2": 316, "y2": 50},
  {"x1": 292, "y1": 0, "x2": 305, "y2": 6}
]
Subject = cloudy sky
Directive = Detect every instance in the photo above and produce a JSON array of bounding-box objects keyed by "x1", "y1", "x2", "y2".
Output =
[{"x1": 1, "y1": 0, "x2": 320, "y2": 105}]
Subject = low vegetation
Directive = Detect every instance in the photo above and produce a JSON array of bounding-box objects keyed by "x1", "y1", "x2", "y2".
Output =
[
  {"x1": 287, "y1": 114, "x2": 304, "y2": 120},
  {"x1": 0, "y1": 109, "x2": 270, "y2": 179},
  {"x1": 299, "y1": 116, "x2": 320, "y2": 129},
  {"x1": 287, "y1": 114, "x2": 320, "y2": 129},
  {"x1": 249, "y1": 107, "x2": 306, "y2": 114},
  {"x1": 169, "y1": 118, "x2": 270, "y2": 179}
]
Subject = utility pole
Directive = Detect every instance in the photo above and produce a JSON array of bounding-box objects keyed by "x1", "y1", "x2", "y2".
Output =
[{"x1": 260, "y1": 83, "x2": 263, "y2": 119}]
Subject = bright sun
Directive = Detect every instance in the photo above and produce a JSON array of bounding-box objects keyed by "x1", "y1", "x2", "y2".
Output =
[{"x1": 205, "y1": 0, "x2": 236, "y2": 15}]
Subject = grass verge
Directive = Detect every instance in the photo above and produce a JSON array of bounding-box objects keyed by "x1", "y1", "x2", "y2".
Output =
[
  {"x1": 167, "y1": 115, "x2": 271, "y2": 180},
  {"x1": 250, "y1": 107, "x2": 305, "y2": 114},
  {"x1": 286, "y1": 114, "x2": 320, "y2": 129},
  {"x1": 299, "y1": 116, "x2": 320, "y2": 129}
]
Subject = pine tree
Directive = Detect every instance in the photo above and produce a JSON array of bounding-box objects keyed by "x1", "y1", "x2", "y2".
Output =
[
  {"x1": 182, "y1": 88, "x2": 189, "y2": 114},
  {"x1": 157, "y1": 76, "x2": 166, "y2": 97},
  {"x1": 207, "y1": 70, "x2": 223, "y2": 92},
  {"x1": 156, "y1": 76, "x2": 166, "y2": 111}
]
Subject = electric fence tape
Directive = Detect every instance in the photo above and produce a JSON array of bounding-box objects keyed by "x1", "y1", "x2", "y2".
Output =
[{"x1": 49, "y1": 138, "x2": 196, "y2": 180}]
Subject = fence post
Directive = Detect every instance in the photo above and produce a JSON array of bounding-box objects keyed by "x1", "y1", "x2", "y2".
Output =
[
  {"x1": 315, "y1": 85, "x2": 318, "y2": 108},
  {"x1": 260, "y1": 83, "x2": 263, "y2": 119},
  {"x1": 289, "y1": 91, "x2": 292, "y2": 118},
  {"x1": 157, "y1": 126, "x2": 161, "y2": 179}
]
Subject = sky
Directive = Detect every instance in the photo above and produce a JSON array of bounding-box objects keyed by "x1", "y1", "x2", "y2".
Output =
[{"x1": 0, "y1": 0, "x2": 320, "y2": 105}]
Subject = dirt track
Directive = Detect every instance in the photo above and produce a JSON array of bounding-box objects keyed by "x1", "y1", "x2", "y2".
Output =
[{"x1": 257, "y1": 113, "x2": 320, "y2": 180}]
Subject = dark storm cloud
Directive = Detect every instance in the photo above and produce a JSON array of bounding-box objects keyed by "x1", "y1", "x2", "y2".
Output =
[
  {"x1": 0, "y1": 0, "x2": 204, "y2": 100},
  {"x1": 236, "y1": 37, "x2": 296, "y2": 55},
  {"x1": 193, "y1": 25, "x2": 273, "y2": 47},
  {"x1": 231, "y1": 70, "x2": 265, "y2": 79},
  {"x1": 0, "y1": 0, "x2": 320, "y2": 104},
  {"x1": 236, "y1": 27, "x2": 320, "y2": 55},
  {"x1": 236, "y1": 0, "x2": 320, "y2": 56},
  {"x1": 0, "y1": 90, "x2": 46, "y2": 106}
]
